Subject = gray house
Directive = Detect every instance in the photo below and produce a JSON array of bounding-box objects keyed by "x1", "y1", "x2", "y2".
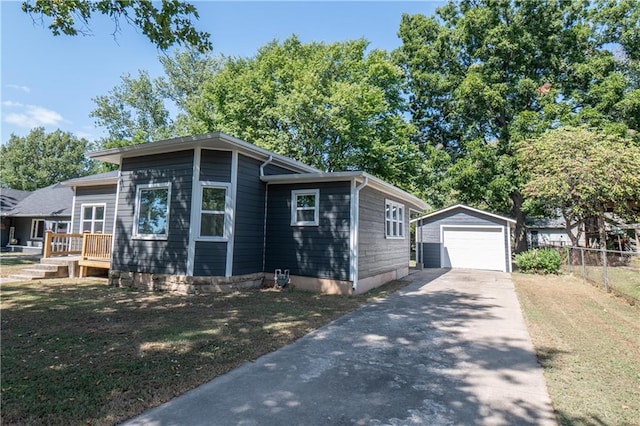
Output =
[
  {"x1": 1, "y1": 183, "x2": 73, "y2": 252},
  {"x1": 1, "y1": 188, "x2": 31, "y2": 247},
  {"x1": 89, "y1": 132, "x2": 428, "y2": 294},
  {"x1": 413, "y1": 204, "x2": 515, "y2": 273}
]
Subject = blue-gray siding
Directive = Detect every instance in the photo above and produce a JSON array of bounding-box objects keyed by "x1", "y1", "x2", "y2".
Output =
[
  {"x1": 264, "y1": 182, "x2": 351, "y2": 280},
  {"x1": 416, "y1": 209, "x2": 510, "y2": 268},
  {"x1": 232, "y1": 155, "x2": 267, "y2": 275},
  {"x1": 263, "y1": 163, "x2": 297, "y2": 176},
  {"x1": 112, "y1": 150, "x2": 193, "y2": 275},
  {"x1": 72, "y1": 185, "x2": 117, "y2": 234},
  {"x1": 200, "y1": 149, "x2": 232, "y2": 182},
  {"x1": 358, "y1": 187, "x2": 410, "y2": 279}
]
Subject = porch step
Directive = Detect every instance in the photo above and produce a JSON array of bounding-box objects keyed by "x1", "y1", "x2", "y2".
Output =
[{"x1": 8, "y1": 263, "x2": 69, "y2": 281}]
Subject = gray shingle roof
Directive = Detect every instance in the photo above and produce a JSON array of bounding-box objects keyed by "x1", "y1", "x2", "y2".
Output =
[
  {"x1": 1, "y1": 188, "x2": 31, "y2": 213},
  {"x1": 526, "y1": 216, "x2": 566, "y2": 229},
  {"x1": 2, "y1": 183, "x2": 73, "y2": 217}
]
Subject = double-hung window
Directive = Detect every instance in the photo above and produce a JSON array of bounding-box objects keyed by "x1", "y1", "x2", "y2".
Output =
[
  {"x1": 133, "y1": 183, "x2": 171, "y2": 239},
  {"x1": 199, "y1": 183, "x2": 230, "y2": 239},
  {"x1": 291, "y1": 189, "x2": 319, "y2": 226},
  {"x1": 385, "y1": 200, "x2": 404, "y2": 239},
  {"x1": 81, "y1": 204, "x2": 106, "y2": 233}
]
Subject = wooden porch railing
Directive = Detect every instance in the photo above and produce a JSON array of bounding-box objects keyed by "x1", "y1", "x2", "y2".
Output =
[
  {"x1": 80, "y1": 233, "x2": 112, "y2": 261},
  {"x1": 43, "y1": 231, "x2": 83, "y2": 258},
  {"x1": 44, "y1": 231, "x2": 112, "y2": 277}
]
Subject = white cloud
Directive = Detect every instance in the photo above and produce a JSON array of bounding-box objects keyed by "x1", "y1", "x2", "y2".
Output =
[
  {"x1": 6, "y1": 84, "x2": 31, "y2": 93},
  {"x1": 3, "y1": 101, "x2": 65, "y2": 128}
]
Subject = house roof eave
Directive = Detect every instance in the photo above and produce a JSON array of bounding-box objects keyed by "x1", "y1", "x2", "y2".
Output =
[
  {"x1": 88, "y1": 132, "x2": 320, "y2": 174},
  {"x1": 262, "y1": 171, "x2": 429, "y2": 211},
  {"x1": 410, "y1": 204, "x2": 516, "y2": 225}
]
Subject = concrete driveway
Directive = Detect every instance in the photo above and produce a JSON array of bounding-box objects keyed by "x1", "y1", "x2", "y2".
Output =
[{"x1": 123, "y1": 269, "x2": 556, "y2": 426}]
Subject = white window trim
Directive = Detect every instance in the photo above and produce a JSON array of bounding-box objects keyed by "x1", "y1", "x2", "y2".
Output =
[
  {"x1": 196, "y1": 181, "x2": 232, "y2": 242},
  {"x1": 133, "y1": 182, "x2": 172, "y2": 240},
  {"x1": 47, "y1": 220, "x2": 71, "y2": 234},
  {"x1": 385, "y1": 199, "x2": 405, "y2": 239},
  {"x1": 291, "y1": 189, "x2": 320, "y2": 226},
  {"x1": 80, "y1": 203, "x2": 107, "y2": 234},
  {"x1": 30, "y1": 219, "x2": 45, "y2": 240}
]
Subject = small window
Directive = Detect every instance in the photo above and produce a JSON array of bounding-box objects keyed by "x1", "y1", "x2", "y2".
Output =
[
  {"x1": 134, "y1": 183, "x2": 171, "y2": 239},
  {"x1": 385, "y1": 200, "x2": 404, "y2": 239},
  {"x1": 81, "y1": 204, "x2": 106, "y2": 233},
  {"x1": 30, "y1": 219, "x2": 45, "y2": 239},
  {"x1": 199, "y1": 183, "x2": 230, "y2": 239},
  {"x1": 291, "y1": 189, "x2": 319, "y2": 226},
  {"x1": 48, "y1": 221, "x2": 70, "y2": 234}
]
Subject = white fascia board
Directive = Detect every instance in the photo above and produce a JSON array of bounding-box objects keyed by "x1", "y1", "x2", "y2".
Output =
[
  {"x1": 263, "y1": 171, "x2": 428, "y2": 211},
  {"x1": 410, "y1": 204, "x2": 516, "y2": 225},
  {"x1": 62, "y1": 177, "x2": 118, "y2": 187},
  {"x1": 87, "y1": 132, "x2": 320, "y2": 174},
  {"x1": 261, "y1": 171, "x2": 363, "y2": 184}
]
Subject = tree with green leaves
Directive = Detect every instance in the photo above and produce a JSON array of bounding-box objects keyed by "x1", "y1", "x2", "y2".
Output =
[
  {"x1": 0, "y1": 127, "x2": 97, "y2": 191},
  {"x1": 198, "y1": 36, "x2": 420, "y2": 188},
  {"x1": 91, "y1": 70, "x2": 174, "y2": 148},
  {"x1": 21, "y1": 0, "x2": 211, "y2": 52},
  {"x1": 518, "y1": 126, "x2": 640, "y2": 247},
  {"x1": 92, "y1": 38, "x2": 422, "y2": 190},
  {"x1": 394, "y1": 0, "x2": 640, "y2": 252},
  {"x1": 91, "y1": 48, "x2": 220, "y2": 148}
]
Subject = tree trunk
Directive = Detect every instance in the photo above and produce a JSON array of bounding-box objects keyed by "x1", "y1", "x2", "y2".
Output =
[
  {"x1": 511, "y1": 192, "x2": 528, "y2": 253},
  {"x1": 598, "y1": 214, "x2": 607, "y2": 249}
]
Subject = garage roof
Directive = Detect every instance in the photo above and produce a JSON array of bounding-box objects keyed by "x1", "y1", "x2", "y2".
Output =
[{"x1": 410, "y1": 204, "x2": 516, "y2": 225}]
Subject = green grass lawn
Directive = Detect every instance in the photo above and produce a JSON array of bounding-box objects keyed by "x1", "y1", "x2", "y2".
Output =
[
  {"x1": 585, "y1": 266, "x2": 640, "y2": 302},
  {"x1": 513, "y1": 273, "x2": 640, "y2": 425},
  {"x1": 0, "y1": 277, "x2": 408, "y2": 425}
]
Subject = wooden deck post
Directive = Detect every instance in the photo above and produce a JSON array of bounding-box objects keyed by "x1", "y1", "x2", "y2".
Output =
[
  {"x1": 79, "y1": 231, "x2": 89, "y2": 277},
  {"x1": 43, "y1": 230, "x2": 53, "y2": 258}
]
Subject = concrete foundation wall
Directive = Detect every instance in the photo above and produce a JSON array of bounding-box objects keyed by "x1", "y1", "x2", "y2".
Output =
[
  {"x1": 264, "y1": 272, "x2": 353, "y2": 295},
  {"x1": 356, "y1": 266, "x2": 409, "y2": 295},
  {"x1": 109, "y1": 270, "x2": 264, "y2": 295}
]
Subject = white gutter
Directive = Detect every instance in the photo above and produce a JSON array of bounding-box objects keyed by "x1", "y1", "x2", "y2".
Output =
[
  {"x1": 350, "y1": 176, "x2": 369, "y2": 292},
  {"x1": 260, "y1": 155, "x2": 274, "y2": 272}
]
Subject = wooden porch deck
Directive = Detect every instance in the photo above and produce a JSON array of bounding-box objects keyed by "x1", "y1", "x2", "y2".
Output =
[{"x1": 43, "y1": 231, "x2": 112, "y2": 277}]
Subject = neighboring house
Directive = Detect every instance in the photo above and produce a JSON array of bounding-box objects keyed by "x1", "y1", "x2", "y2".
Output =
[
  {"x1": 1, "y1": 183, "x2": 73, "y2": 252},
  {"x1": 526, "y1": 216, "x2": 584, "y2": 248},
  {"x1": 88, "y1": 132, "x2": 428, "y2": 294},
  {"x1": 1, "y1": 188, "x2": 31, "y2": 247},
  {"x1": 412, "y1": 204, "x2": 516, "y2": 273}
]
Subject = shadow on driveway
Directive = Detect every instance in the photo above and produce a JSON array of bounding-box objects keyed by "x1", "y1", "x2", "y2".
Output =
[{"x1": 124, "y1": 268, "x2": 556, "y2": 425}]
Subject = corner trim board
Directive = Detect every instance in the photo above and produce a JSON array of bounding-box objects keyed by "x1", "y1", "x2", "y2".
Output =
[
  {"x1": 226, "y1": 151, "x2": 238, "y2": 277},
  {"x1": 186, "y1": 146, "x2": 202, "y2": 276}
]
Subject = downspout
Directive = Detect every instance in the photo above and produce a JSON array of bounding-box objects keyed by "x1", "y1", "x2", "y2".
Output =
[
  {"x1": 350, "y1": 176, "x2": 369, "y2": 293},
  {"x1": 259, "y1": 155, "x2": 273, "y2": 178},
  {"x1": 260, "y1": 156, "x2": 273, "y2": 273}
]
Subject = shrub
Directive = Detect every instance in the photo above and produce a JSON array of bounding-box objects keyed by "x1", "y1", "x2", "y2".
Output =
[{"x1": 515, "y1": 248, "x2": 562, "y2": 274}]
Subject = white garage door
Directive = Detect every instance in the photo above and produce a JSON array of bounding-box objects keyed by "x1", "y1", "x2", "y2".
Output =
[{"x1": 442, "y1": 226, "x2": 506, "y2": 272}]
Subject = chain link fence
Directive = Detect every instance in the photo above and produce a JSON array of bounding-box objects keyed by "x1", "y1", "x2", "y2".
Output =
[{"x1": 559, "y1": 246, "x2": 640, "y2": 305}]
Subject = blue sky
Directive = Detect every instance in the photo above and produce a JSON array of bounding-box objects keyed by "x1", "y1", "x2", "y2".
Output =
[{"x1": 1, "y1": 1, "x2": 444, "y2": 144}]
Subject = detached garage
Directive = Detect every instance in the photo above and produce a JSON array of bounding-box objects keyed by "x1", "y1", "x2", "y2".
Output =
[{"x1": 412, "y1": 204, "x2": 516, "y2": 273}]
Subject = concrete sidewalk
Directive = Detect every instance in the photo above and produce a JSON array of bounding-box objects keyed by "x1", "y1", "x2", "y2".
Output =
[{"x1": 123, "y1": 269, "x2": 556, "y2": 425}]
